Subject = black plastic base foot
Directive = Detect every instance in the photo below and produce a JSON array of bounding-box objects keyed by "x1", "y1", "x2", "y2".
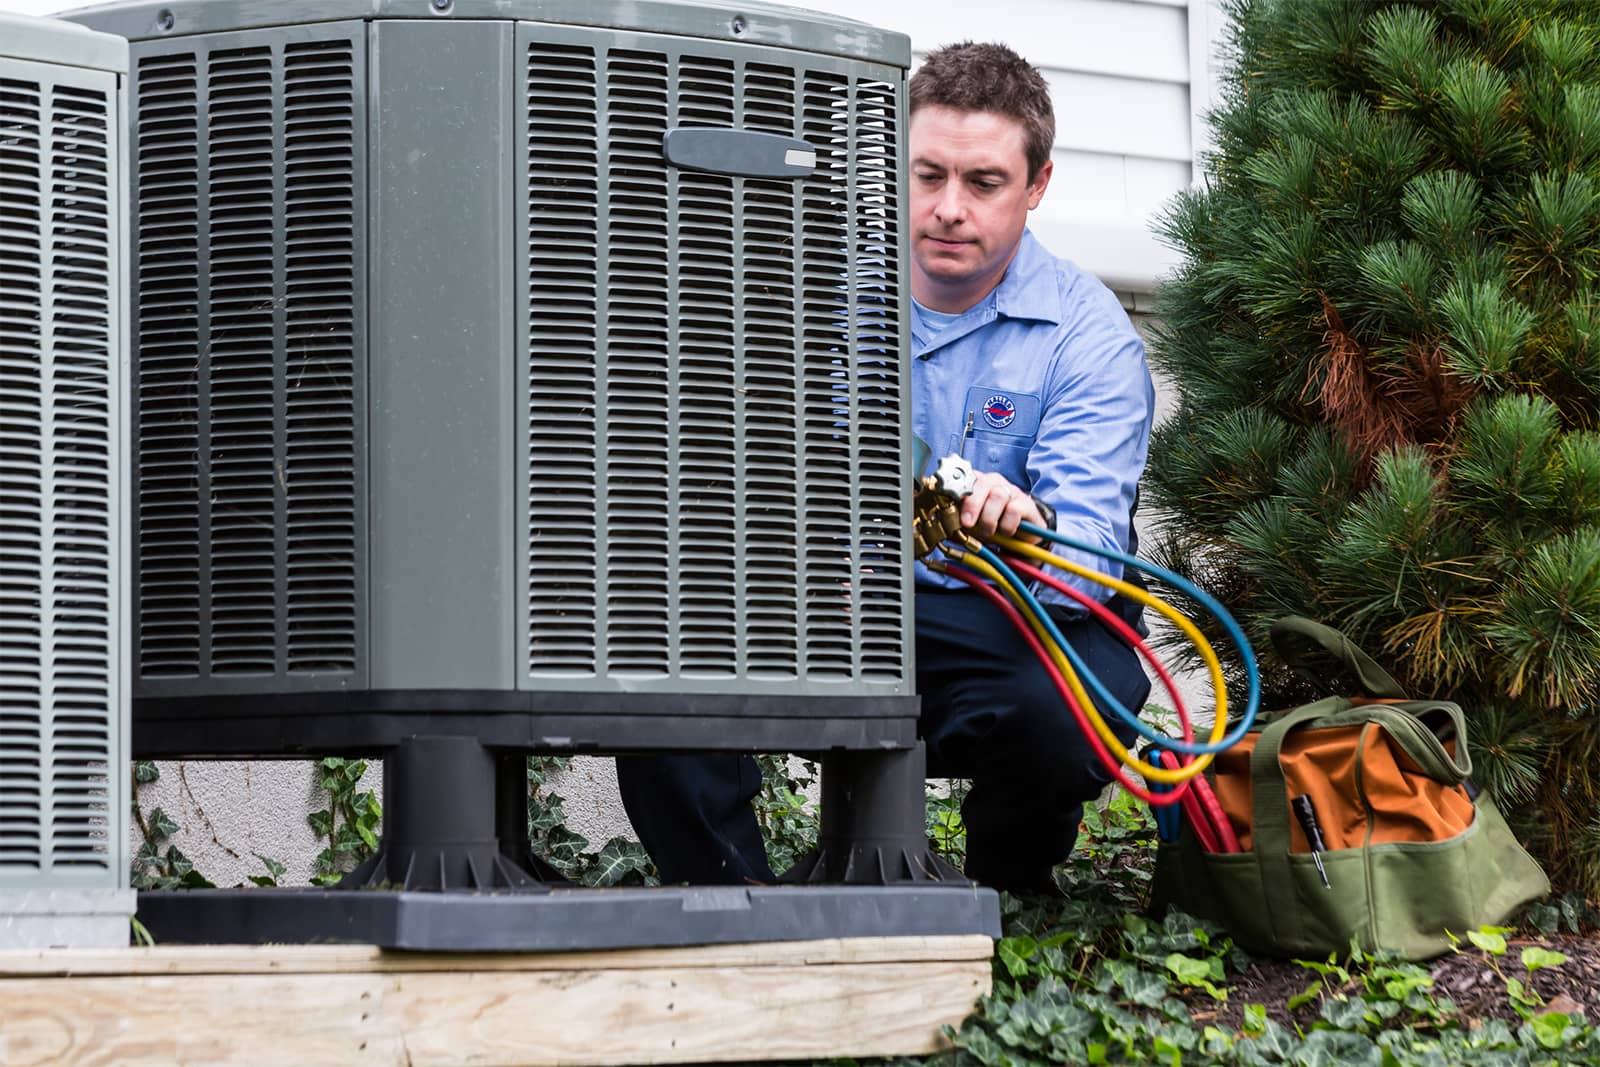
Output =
[
  {"x1": 781, "y1": 744, "x2": 969, "y2": 886},
  {"x1": 339, "y1": 735, "x2": 549, "y2": 892}
]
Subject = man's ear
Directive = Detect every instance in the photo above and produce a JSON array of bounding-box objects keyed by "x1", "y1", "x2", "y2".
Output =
[{"x1": 1026, "y1": 158, "x2": 1053, "y2": 211}]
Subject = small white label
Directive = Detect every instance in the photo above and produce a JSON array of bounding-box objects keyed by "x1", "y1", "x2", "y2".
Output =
[{"x1": 783, "y1": 148, "x2": 817, "y2": 170}]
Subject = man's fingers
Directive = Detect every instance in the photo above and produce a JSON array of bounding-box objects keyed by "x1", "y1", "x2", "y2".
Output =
[{"x1": 958, "y1": 473, "x2": 1041, "y2": 540}]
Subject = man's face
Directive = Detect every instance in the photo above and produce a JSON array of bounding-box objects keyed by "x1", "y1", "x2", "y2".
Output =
[{"x1": 909, "y1": 105, "x2": 1052, "y2": 310}]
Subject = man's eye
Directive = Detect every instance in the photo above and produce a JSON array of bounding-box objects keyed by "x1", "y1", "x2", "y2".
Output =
[{"x1": 973, "y1": 181, "x2": 999, "y2": 192}]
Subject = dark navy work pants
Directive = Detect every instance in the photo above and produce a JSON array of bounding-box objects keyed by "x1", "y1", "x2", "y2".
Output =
[{"x1": 615, "y1": 586, "x2": 1152, "y2": 891}]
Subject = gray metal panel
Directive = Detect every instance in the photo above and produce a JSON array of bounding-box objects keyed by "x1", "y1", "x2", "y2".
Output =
[
  {"x1": 367, "y1": 19, "x2": 517, "y2": 691},
  {"x1": 0, "y1": 888, "x2": 136, "y2": 947},
  {"x1": 518, "y1": 24, "x2": 912, "y2": 696},
  {"x1": 62, "y1": 0, "x2": 912, "y2": 68},
  {"x1": 127, "y1": 23, "x2": 369, "y2": 697},
  {"x1": 0, "y1": 12, "x2": 128, "y2": 75},
  {"x1": 0, "y1": 53, "x2": 128, "y2": 892}
]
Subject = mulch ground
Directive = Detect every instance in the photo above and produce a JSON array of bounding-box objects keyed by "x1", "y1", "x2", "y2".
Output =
[{"x1": 1193, "y1": 933, "x2": 1600, "y2": 1031}]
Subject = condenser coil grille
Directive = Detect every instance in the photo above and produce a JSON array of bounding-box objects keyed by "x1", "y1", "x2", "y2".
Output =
[
  {"x1": 131, "y1": 27, "x2": 364, "y2": 690},
  {"x1": 0, "y1": 52, "x2": 124, "y2": 882},
  {"x1": 524, "y1": 27, "x2": 905, "y2": 687},
  {"x1": 107, "y1": 10, "x2": 911, "y2": 708}
]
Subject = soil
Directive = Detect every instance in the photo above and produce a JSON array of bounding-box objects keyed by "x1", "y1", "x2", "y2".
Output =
[{"x1": 1192, "y1": 933, "x2": 1600, "y2": 1032}]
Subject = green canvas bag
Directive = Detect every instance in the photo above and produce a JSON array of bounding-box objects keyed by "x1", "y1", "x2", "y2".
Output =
[{"x1": 1150, "y1": 617, "x2": 1549, "y2": 961}]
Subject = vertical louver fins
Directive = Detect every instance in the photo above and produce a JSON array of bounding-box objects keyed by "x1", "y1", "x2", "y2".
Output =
[
  {"x1": 851, "y1": 80, "x2": 904, "y2": 682},
  {"x1": 740, "y1": 63, "x2": 801, "y2": 679},
  {"x1": 131, "y1": 28, "x2": 363, "y2": 692},
  {"x1": 0, "y1": 65, "x2": 119, "y2": 876},
  {"x1": 526, "y1": 43, "x2": 601, "y2": 674},
  {"x1": 523, "y1": 29, "x2": 908, "y2": 692},
  {"x1": 282, "y1": 40, "x2": 358, "y2": 674}
]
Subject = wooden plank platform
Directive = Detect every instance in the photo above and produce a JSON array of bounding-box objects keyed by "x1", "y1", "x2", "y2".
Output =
[{"x1": 0, "y1": 935, "x2": 993, "y2": 1066}]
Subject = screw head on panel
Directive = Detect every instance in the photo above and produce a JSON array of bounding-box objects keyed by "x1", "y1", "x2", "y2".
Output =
[
  {"x1": 730, "y1": 14, "x2": 747, "y2": 35},
  {"x1": 156, "y1": 8, "x2": 175, "y2": 30},
  {"x1": 432, "y1": 0, "x2": 452, "y2": 10}
]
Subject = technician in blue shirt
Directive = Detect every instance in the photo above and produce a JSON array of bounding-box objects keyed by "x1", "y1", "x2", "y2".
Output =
[{"x1": 616, "y1": 41, "x2": 1155, "y2": 895}]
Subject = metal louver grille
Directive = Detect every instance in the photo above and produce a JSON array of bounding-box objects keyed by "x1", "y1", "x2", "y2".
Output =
[
  {"x1": 525, "y1": 29, "x2": 908, "y2": 691},
  {"x1": 131, "y1": 29, "x2": 363, "y2": 690},
  {"x1": 0, "y1": 66, "x2": 119, "y2": 876}
]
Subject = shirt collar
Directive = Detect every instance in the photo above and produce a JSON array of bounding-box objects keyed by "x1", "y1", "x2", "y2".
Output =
[
  {"x1": 991, "y1": 229, "x2": 1062, "y2": 326},
  {"x1": 912, "y1": 229, "x2": 1061, "y2": 357}
]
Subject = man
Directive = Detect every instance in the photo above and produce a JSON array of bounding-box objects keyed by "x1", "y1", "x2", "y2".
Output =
[{"x1": 616, "y1": 41, "x2": 1155, "y2": 895}]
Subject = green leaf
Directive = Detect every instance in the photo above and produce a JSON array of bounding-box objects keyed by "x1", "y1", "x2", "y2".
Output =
[
  {"x1": 582, "y1": 837, "x2": 653, "y2": 888},
  {"x1": 254, "y1": 852, "x2": 286, "y2": 881},
  {"x1": 356, "y1": 821, "x2": 379, "y2": 851},
  {"x1": 1531, "y1": 1011, "x2": 1570, "y2": 1050},
  {"x1": 1164, "y1": 953, "x2": 1213, "y2": 986},
  {"x1": 164, "y1": 845, "x2": 193, "y2": 878},
  {"x1": 1319, "y1": 995, "x2": 1371, "y2": 1032},
  {"x1": 1288, "y1": 981, "x2": 1323, "y2": 1011},
  {"x1": 1466, "y1": 928, "x2": 1508, "y2": 955},
  {"x1": 134, "y1": 760, "x2": 160, "y2": 784},
  {"x1": 307, "y1": 809, "x2": 333, "y2": 838},
  {"x1": 1521, "y1": 946, "x2": 1568, "y2": 972},
  {"x1": 997, "y1": 936, "x2": 1038, "y2": 979},
  {"x1": 1243, "y1": 1003, "x2": 1268, "y2": 1037},
  {"x1": 150, "y1": 807, "x2": 179, "y2": 841}
]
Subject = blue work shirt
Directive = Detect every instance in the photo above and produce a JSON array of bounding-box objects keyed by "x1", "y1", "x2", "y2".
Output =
[{"x1": 911, "y1": 229, "x2": 1155, "y2": 609}]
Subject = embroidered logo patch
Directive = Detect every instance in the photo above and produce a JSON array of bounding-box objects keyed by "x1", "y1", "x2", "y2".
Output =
[{"x1": 982, "y1": 394, "x2": 1017, "y2": 430}]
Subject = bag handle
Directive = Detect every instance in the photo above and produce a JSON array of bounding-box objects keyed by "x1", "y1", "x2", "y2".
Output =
[
  {"x1": 1247, "y1": 696, "x2": 1473, "y2": 949},
  {"x1": 1270, "y1": 616, "x2": 1408, "y2": 700}
]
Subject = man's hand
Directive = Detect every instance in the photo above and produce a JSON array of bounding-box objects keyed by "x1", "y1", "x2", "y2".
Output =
[{"x1": 960, "y1": 470, "x2": 1048, "y2": 541}]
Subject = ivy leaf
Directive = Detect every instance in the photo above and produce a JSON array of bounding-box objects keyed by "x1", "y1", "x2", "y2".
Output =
[
  {"x1": 134, "y1": 760, "x2": 160, "y2": 784},
  {"x1": 150, "y1": 807, "x2": 179, "y2": 841},
  {"x1": 1165, "y1": 953, "x2": 1213, "y2": 986},
  {"x1": 1110, "y1": 962, "x2": 1170, "y2": 1008},
  {"x1": 583, "y1": 837, "x2": 652, "y2": 887},
  {"x1": 1319, "y1": 995, "x2": 1371, "y2": 1032},
  {"x1": 998, "y1": 936, "x2": 1039, "y2": 978},
  {"x1": 1242, "y1": 1003, "x2": 1268, "y2": 1037},
  {"x1": 164, "y1": 845, "x2": 193, "y2": 878},
  {"x1": 1521, "y1": 946, "x2": 1568, "y2": 972},
  {"x1": 307, "y1": 809, "x2": 333, "y2": 838},
  {"x1": 356, "y1": 821, "x2": 379, "y2": 851}
]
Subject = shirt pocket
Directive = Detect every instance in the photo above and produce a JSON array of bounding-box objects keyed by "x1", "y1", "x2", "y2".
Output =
[{"x1": 970, "y1": 434, "x2": 1032, "y2": 484}]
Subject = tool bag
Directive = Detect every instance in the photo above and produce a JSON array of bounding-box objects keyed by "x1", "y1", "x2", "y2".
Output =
[{"x1": 1150, "y1": 617, "x2": 1549, "y2": 960}]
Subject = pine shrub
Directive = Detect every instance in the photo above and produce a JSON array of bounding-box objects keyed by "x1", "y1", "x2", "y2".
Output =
[{"x1": 1147, "y1": 0, "x2": 1600, "y2": 891}]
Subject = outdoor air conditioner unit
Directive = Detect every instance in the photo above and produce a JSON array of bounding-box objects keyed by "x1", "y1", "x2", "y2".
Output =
[
  {"x1": 0, "y1": 12, "x2": 132, "y2": 949},
  {"x1": 64, "y1": 0, "x2": 997, "y2": 949}
]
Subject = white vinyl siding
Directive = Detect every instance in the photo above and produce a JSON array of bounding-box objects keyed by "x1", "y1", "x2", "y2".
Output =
[{"x1": 790, "y1": 0, "x2": 1224, "y2": 295}]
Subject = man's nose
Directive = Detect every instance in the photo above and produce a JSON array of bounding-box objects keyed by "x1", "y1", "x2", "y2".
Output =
[{"x1": 933, "y1": 182, "x2": 966, "y2": 224}]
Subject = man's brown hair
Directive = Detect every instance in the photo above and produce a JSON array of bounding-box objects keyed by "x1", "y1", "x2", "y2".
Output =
[{"x1": 909, "y1": 42, "x2": 1055, "y2": 183}]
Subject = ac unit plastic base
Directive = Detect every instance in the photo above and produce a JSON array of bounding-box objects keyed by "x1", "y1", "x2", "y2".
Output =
[{"x1": 131, "y1": 883, "x2": 999, "y2": 950}]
